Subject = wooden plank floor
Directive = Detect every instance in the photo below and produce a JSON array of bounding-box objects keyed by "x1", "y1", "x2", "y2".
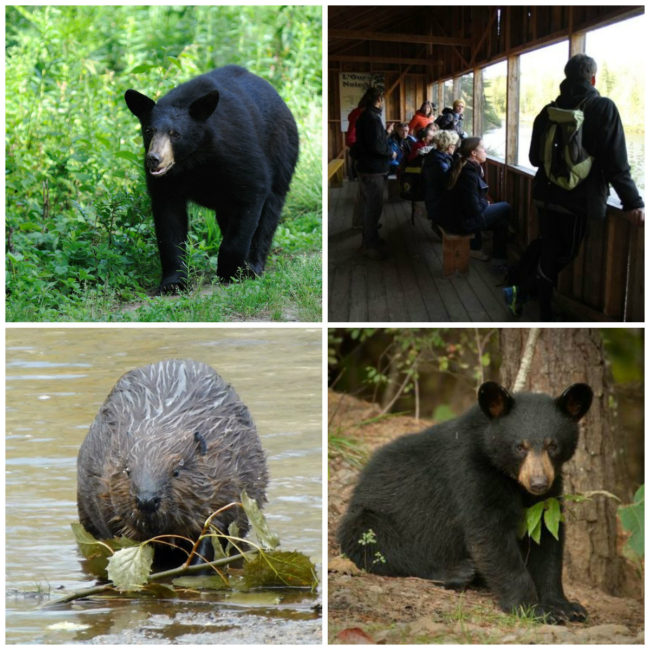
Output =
[{"x1": 328, "y1": 180, "x2": 519, "y2": 323}]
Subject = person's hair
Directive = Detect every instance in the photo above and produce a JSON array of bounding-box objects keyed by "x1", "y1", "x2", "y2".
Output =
[
  {"x1": 419, "y1": 100, "x2": 433, "y2": 117},
  {"x1": 417, "y1": 123, "x2": 437, "y2": 141},
  {"x1": 453, "y1": 99, "x2": 465, "y2": 111},
  {"x1": 432, "y1": 129, "x2": 460, "y2": 151},
  {"x1": 448, "y1": 136, "x2": 482, "y2": 189},
  {"x1": 564, "y1": 54, "x2": 597, "y2": 82},
  {"x1": 398, "y1": 121, "x2": 409, "y2": 129},
  {"x1": 360, "y1": 87, "x2": 383, "y2": 109}
]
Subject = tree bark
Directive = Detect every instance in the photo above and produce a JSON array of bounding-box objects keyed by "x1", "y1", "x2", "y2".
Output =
[{"x1": 499, "y1": 328, "x2": 626, "y2": 596}]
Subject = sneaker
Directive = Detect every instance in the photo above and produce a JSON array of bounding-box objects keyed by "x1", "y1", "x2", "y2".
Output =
[
  {"x1": 470, "y1": 250, "x2": 491, "y2": 261},
  {"x1": 503, "y1": 285, "x2": 523, "y2": 317}
]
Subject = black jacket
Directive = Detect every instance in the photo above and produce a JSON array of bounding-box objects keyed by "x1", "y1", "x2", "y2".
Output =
[
  {"x1": 450, "y1": 160, "x2": 489, "y2": 232},
  {"x1": 354, "y1": 106, "x2": 392, "y2": 174},
  {"x1": 422, "y1": 148, "x2": 454, "y2": 227},
  {"x1": 529, "y1": 78, "x2": 643, "y2": 218}
]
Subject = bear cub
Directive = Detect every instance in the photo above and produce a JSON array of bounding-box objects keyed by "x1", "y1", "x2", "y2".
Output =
[
  {"x1": 338, "y1": 381, "x2": 593, "y2": 624},
  {"x1": 125, "y1": 66, "x2": 299, "y2": 294}
]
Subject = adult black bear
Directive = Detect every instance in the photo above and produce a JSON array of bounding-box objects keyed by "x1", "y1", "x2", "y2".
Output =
[
  {"x1": 337, "y1": 381, "x2": 593, "y2": 624},
  {"x1": 125, "y1": 66, "x2": 299, "y2": 294}
]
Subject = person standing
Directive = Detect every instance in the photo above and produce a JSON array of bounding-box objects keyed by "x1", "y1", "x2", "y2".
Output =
[
  {"x1": 354, "y1": 88, "x2": 394, "y2": 259},
  {"x1": 507, "y1": 53, "x2": 644, "y2": 320}
]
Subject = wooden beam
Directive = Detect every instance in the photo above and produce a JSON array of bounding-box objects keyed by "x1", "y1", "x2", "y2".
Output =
[
  {"x1": 329, "y1": 29, "x2": 471, "y2": 47},
  {"x1": 330, "y1": 55, "x2": 443, "y2": 66},
  {"x1": 505, "y1": 55, "x2": 520, "y2": 167}
]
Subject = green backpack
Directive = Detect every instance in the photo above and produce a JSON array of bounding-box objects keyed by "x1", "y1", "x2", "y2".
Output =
[{"x1": 541, "y1": 97, "x2": 593, "y2": 191}]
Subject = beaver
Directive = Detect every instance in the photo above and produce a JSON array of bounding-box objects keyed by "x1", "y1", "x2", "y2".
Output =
[{"x1": 77, "y1": 359, "x2": 268, "y2": 563}]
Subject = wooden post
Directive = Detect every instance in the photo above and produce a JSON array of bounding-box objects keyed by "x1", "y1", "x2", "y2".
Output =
[
  {"x1": 506, "y1": 55, "x2": 520, "y2": 167},
  {"x1": 473, "y1": 67, "x2": 483, "y2": 137}
]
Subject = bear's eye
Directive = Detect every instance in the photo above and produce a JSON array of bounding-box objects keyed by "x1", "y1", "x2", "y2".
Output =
[
  {"x1": 169, "y1": 129, "x2": 181, "y2": 140},
  {"x1": 515, "y1": 443, "x2": 527, "y2": 455},
  {"x1": 546, "y1": 441, "x2": 559, "y2": 455},
  {"x1": 144, "y1": 127, "x2": 154, "y2": 138}
]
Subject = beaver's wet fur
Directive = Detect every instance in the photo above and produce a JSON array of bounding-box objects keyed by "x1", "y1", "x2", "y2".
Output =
[{"x1": 77, "y1": 359, "x2": 268, "y2": 564}]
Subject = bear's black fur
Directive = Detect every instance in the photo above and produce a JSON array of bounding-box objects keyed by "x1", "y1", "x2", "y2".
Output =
[
  {"x1": 337, "y1": 381, "x2": 593, "y2": 624},
  {"x1": 125, "y1": 66, "x2": 299, "y2": 293}
]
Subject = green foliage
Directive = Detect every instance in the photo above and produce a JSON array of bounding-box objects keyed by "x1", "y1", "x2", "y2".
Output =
[
  {"x1": 6, "y1": 5, "x2": 321, "y2": 321},
  {"x1": 519, "y1": 498, "x2": 562, "y2": 544},
  {"x1": 618, "y1": 485, "x2": 644, "y2": 559}
]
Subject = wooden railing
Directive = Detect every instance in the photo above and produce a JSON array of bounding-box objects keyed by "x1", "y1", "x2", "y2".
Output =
[{"x1": 485, "y1": 158, "x2": 644, "y2": 322}]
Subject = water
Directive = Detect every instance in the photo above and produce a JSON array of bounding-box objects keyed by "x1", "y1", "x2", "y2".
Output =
[{"x1": 5, "y1": 327, "x2": 322, "y2": 644}]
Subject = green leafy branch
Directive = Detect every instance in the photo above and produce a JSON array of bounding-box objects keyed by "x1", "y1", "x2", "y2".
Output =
[
  {"x1": 519, "y1": 490, "x2": 621, "y2": 544},
  {"x1": 47, "y1": 491, "x2": 317, "y2": 607}
]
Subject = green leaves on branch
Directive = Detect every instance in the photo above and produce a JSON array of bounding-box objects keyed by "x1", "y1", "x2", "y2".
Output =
[
  {"x1": 68, "y1": 493, "x2": 317, "y2": 604},
  {"x1": 519, "y1": 498, "x2": 562, "y2": 543}
]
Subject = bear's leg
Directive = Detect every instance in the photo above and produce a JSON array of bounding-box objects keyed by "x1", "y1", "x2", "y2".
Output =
[
  {"x1": 466, "y1": 524, "x2": 539, "y2": 614},
  {"x1": 247, "y1": 191, "x2": 287, "y2": 275},
  {"x1": 215, "y1": 199, "x2": 266, "y2": 282},
  {"x1": 150, "y1": 194, "x2": 189, "y2": 294},
  {"x1": 523, "y1": 524, "x2": 587, "y2": 623}
]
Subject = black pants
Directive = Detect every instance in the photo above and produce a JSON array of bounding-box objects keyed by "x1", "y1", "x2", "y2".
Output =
[{"x1": 512, "y1": 207, "x2": 588, "y2": 319}]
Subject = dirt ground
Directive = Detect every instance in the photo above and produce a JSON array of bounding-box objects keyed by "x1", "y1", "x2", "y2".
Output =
[{"x1": 328, "y1": 390, "x2": 644, "y2": 644}]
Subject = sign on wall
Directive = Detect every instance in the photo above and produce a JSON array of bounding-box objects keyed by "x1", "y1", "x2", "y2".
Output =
[{"x1": 339, "y1": 72, "x2": 386, "y2": 132}]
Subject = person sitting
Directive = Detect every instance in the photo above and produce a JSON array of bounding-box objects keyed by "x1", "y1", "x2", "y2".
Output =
[
  {"x1": 434, "y1": 107, "x2": 458, "y2": 131},
  {"x1": 447, "y1": 136, "x2": 510, "y2": 265},
  {"x1": 421, "y1": 129, "x2": 461, "y2": 228},
  {"x1": 387, "y1": 122, "x2": 414, "y2": 173},
  {"x1": 408, "y1": 100, "x2": 435, "y2": 135},
  {"x1": 406, "y1": 123, "x2": 438, "y2": 162}
]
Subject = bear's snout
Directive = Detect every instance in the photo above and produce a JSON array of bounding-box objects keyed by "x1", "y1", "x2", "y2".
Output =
[{"x1": 146, "y1": 134, "x2": 175, "y2": 176}]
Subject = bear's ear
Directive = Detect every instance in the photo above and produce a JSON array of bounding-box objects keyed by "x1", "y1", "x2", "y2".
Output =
[
  {"x1": 125, "y1": 89, "x2": 155, "y2": 118},
  {"x1": 478, "y1": 382, "x2": 514, "y2": 419},
  {"x1": 556, "y1": 383, "x2": 593, "y2": 421},
  {"x1": 189, "y1": 90, "x2": 220, "y2": 121}
]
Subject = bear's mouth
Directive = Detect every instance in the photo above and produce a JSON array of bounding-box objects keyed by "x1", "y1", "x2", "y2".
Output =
[{"x1": 148, "y1": 162, "x2": 174, "y2": 177}]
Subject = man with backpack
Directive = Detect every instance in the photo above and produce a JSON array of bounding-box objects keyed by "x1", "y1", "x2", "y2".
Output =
[{"x1": 505, "y1": 53, "x2": 644, "y2": 320}]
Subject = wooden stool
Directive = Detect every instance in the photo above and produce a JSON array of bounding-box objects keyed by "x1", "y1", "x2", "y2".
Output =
[{"x1": 440, "y1": 227, "x2": 473, "y2": 276}]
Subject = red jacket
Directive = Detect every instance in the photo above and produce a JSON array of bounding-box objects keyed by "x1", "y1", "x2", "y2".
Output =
[{"x1": 408, "y1": 110, "x2": 433, "y2": 136}]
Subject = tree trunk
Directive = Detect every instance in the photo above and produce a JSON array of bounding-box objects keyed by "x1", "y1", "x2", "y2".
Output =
[{"x1": 499, "y1": 328, "x2": 627, "y2": 596}]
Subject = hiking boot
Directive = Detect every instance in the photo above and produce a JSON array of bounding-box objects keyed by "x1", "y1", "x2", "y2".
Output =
[{"x1": 503, "y1": 285, "x2": 524, "y2": 317}]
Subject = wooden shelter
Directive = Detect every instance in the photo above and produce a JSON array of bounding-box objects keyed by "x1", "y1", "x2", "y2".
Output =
[{"x1": 328, "y1": 5, "x2": 644, "y2": 322}]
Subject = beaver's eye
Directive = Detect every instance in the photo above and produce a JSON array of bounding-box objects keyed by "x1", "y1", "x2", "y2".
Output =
[
  {"x1": 124, "y1": 466, "x2": 131, "y2": 477},
  {"x1": 172, "y1": 468, "x2": 180, "y2": 478}
]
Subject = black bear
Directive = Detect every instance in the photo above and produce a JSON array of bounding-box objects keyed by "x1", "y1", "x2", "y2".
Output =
[
  {"x1": 125, "y1": 66, "x2": 299, "y2": 294},
  {"x1": 337, "y1": 381, "x2": 593, "y2": 624}
]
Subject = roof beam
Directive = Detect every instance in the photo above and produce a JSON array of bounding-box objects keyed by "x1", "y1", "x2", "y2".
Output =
[{"x1": 329, "y1": 29, "x2": 471, "y2": 47}]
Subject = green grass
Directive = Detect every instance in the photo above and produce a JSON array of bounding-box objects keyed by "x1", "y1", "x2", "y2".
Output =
[{"x1": 6, "y1": 5, "x2": 322, "y2": 322}]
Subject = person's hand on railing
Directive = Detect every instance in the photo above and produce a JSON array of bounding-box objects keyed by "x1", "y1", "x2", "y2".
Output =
[{"x1": 624, "y1": 208, "x2": 644, "y2": 226}]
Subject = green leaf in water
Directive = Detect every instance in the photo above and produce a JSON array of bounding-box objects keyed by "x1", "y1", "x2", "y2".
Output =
[
  {"x1": 243, "y1": 550, "x2": 318, "y2": 589},
  {"x1": 241, "y1": 490, "x2": 280, "y2": 550},
  {"x1": 106, "y1": 544, "x2": 154, "y2": 592}
]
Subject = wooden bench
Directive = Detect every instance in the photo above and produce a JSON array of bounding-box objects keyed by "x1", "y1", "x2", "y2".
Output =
[
  {"x1": 439, "y1": 227, "x2": 474, "y2": 276},
  {"x1": 328, "y1": 158, "x2": 345, "y2": 187}
]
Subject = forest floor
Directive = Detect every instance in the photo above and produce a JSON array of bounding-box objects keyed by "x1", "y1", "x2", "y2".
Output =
[{"x1": 328, "y1": 390, "x2": 644, "y2": 644}]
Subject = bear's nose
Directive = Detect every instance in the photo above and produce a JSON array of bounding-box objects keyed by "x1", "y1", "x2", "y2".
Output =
[
  {"x1": 146, "y1": 152, "x2": 162, "y2": 170},
  {"x1": 529, "y1": 476, "x2": 549, "y2": 493}
]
